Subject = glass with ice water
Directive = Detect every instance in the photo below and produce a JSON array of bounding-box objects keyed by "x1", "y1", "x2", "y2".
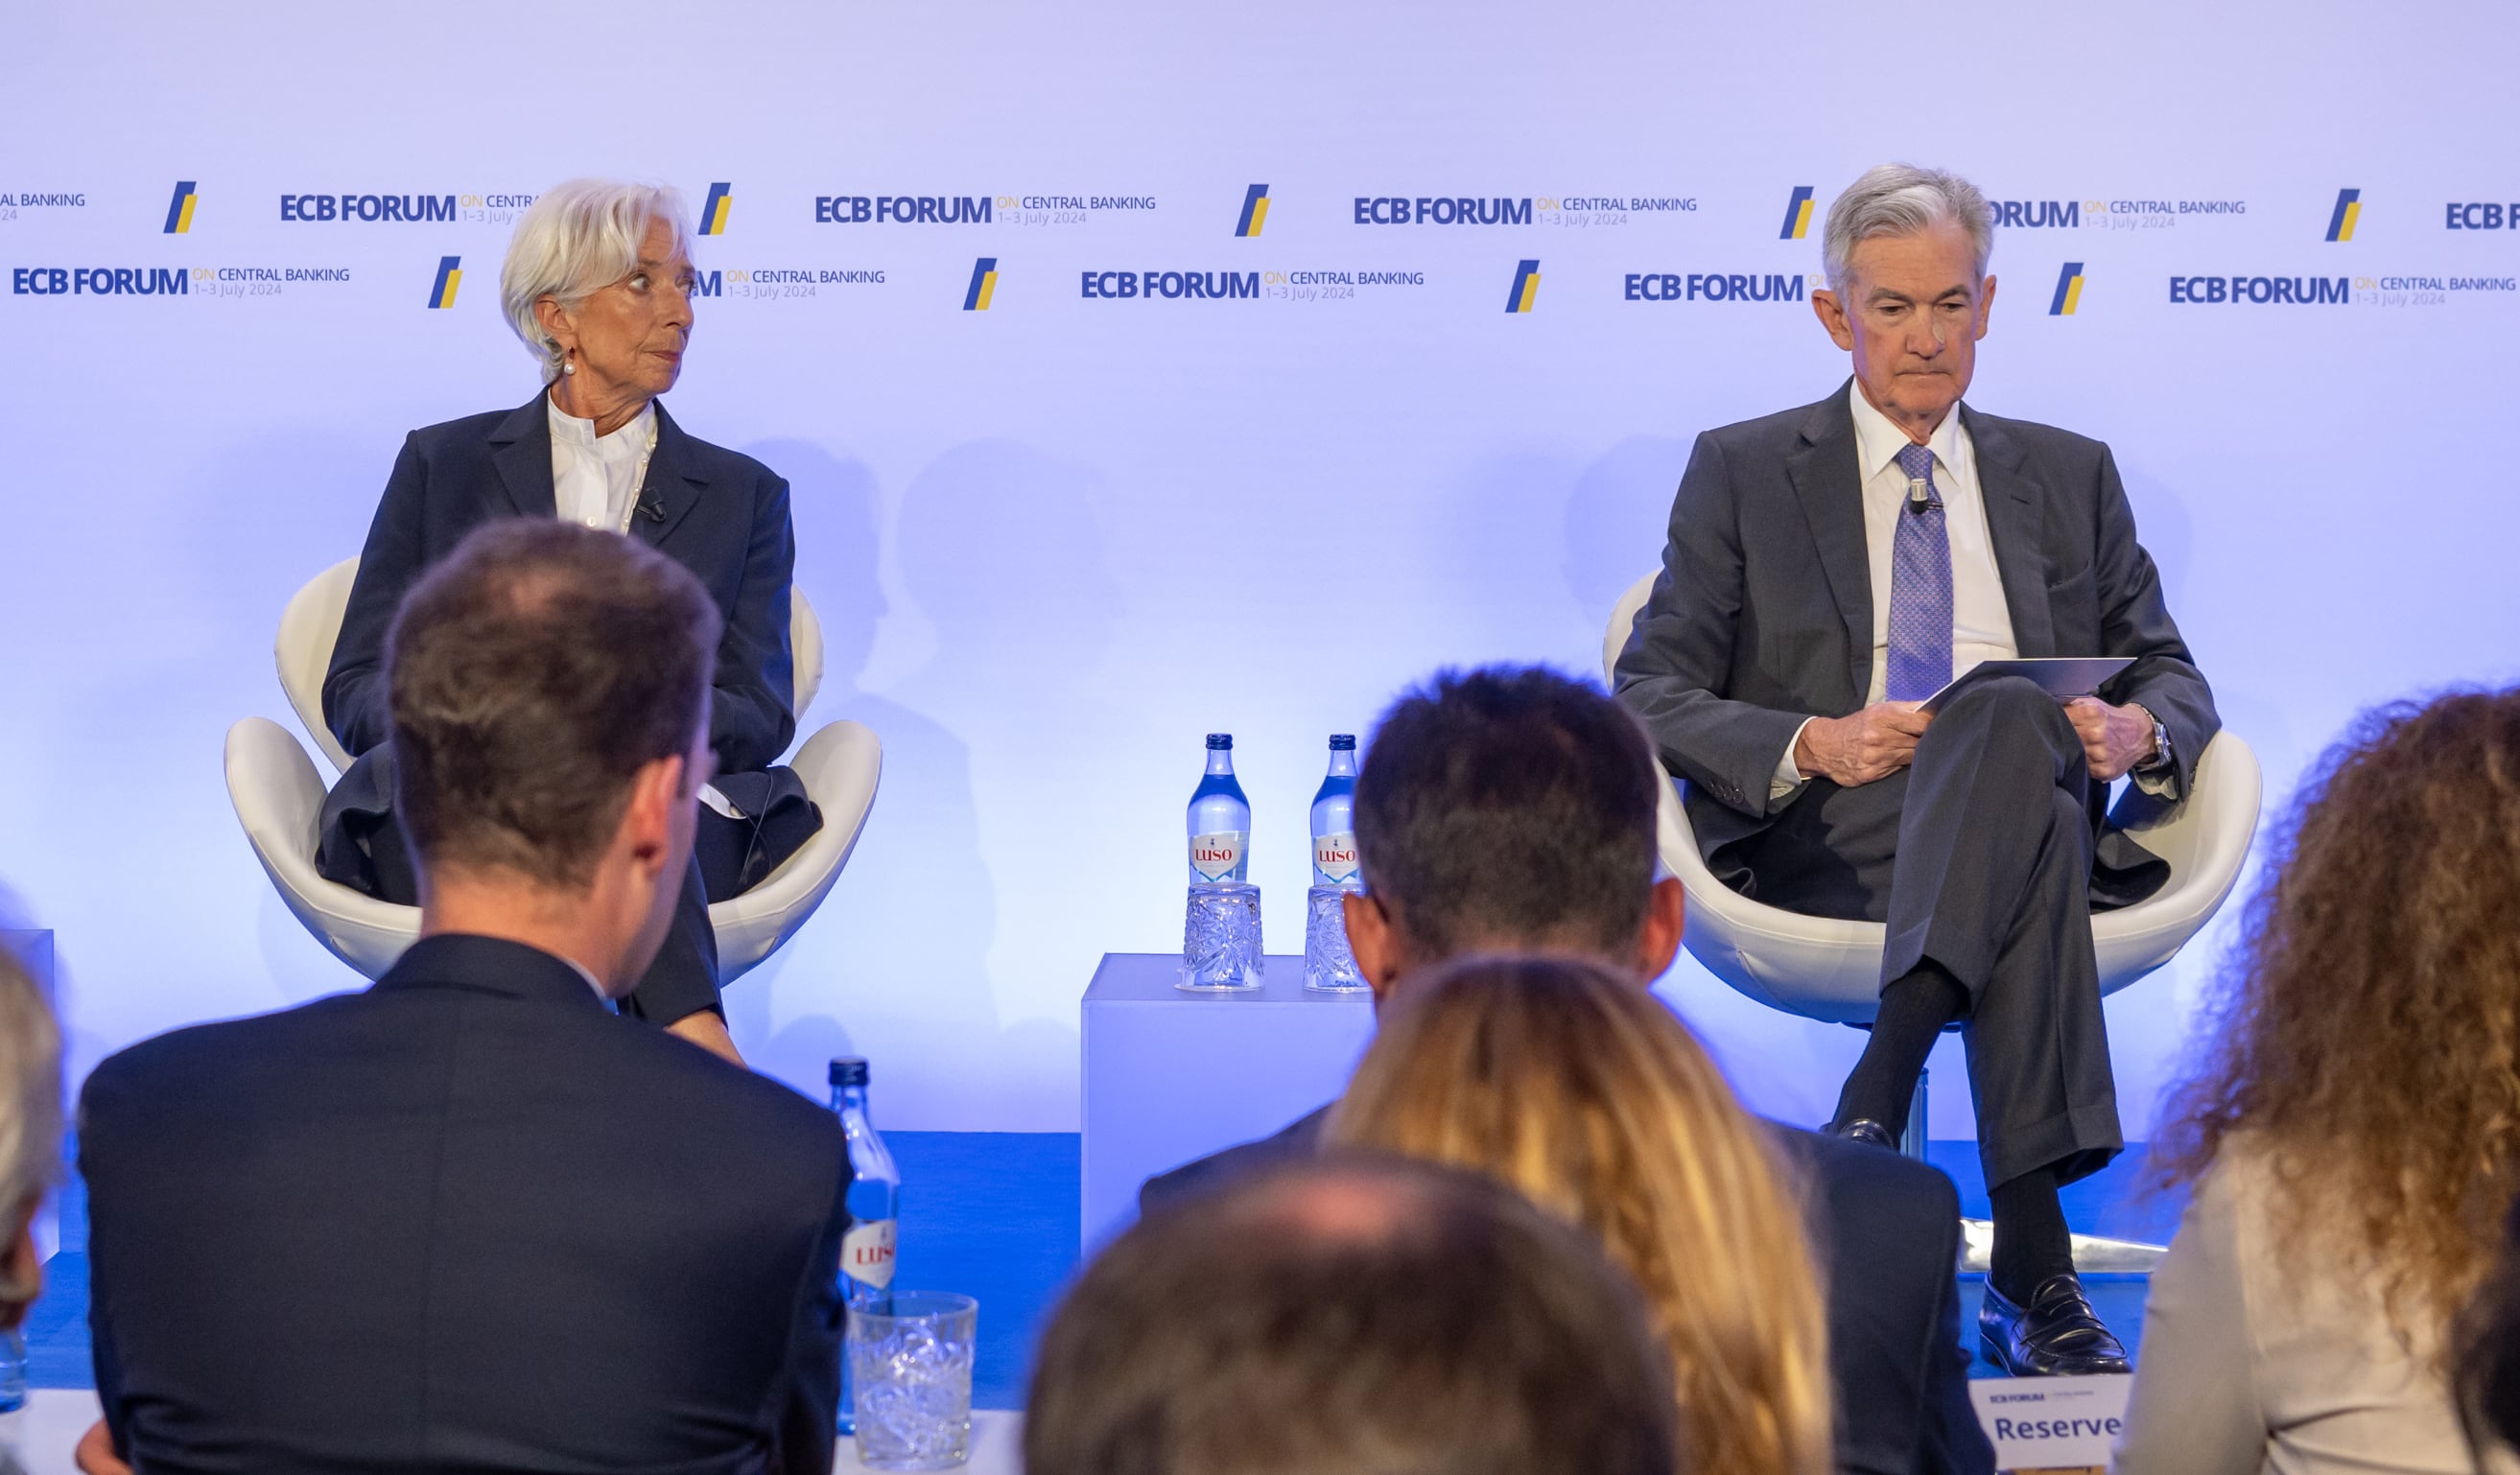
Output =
[
  {"x1": 1181, "y1": 881, "x2": 1264, "y2": 991},
  {"x1": 1303, "y1": 885, "x2": 1367, "y2": 992},
  {"x1": 849, "y1": 1291, "x2": 977, "y2": 1471}
]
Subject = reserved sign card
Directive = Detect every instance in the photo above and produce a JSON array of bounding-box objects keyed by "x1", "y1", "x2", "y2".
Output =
[{"x1": 1969, "y1": 1372, "x2": 2133, "y2": 1472}]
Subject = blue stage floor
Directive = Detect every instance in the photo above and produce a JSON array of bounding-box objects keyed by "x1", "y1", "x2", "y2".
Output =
[{"x1": 26, "y1": 1133, "x2": 2180, "y2": 1404}]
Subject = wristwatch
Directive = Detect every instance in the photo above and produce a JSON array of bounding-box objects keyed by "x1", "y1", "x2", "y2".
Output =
[{"x1": 2131, "y1": 704, "x2": 2173, "y2": 774}]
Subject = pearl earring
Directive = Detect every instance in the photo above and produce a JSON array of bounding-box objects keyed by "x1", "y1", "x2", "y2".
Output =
[{"x1": 561, "y1": 355, "x2": 576, "y2": 376}]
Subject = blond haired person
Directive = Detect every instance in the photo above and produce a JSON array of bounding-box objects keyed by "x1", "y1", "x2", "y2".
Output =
[
  {"x1": 2115, "y1": 691, "x2": 2520, "y2": 1475},
  {"x1": 1144, "y1": 666, "x2": 1990, "y2": 1475},
  {"x1": 1332, "y1": 952, "x2": 1831, "y2": 1475}
]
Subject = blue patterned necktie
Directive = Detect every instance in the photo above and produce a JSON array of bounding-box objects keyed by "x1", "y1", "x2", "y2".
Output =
[{"x1": 1885, "y1": 441, "x2": 1953, "y2": 702}]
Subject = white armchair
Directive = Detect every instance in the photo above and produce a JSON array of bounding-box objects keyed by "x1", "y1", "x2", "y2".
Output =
[
  {"x1": 230, "y1": 556, "x2": 881, "y2": 982},
  {"x1": 1604, "y1": 571, "x2": 2261, "y2": 1270}
]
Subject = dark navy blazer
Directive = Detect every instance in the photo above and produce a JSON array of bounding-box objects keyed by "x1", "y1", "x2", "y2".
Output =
[
  {"x1": 81, "y1": 934, "x2": 850, "y2": 1475},
  {"x1": 1142, "y1": 1107, "x2": 1995, "y2": 1475},
  {"x1": 323, "y1": 392, "x2": 799, "y2": 777}
]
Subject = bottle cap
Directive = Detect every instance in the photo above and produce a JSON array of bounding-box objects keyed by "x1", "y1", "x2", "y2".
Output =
[
  {"x1": 1329, "y1": 735, "x2": 1356, "y2": 750},
  {"x1": 829, "y1": 1057, "x2": 870, "y2": 1087},
  {"x1": 1206, "y1": 734, "x2": 1234, "y2": 749}
]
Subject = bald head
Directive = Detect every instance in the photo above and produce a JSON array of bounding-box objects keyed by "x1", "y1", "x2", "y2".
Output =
[{"x1": 1027, "y1": 1158, "x2": 1676, "y2": 1475}]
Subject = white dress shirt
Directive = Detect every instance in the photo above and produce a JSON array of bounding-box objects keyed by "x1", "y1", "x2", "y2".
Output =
[
  {"x1": 1772, "y1": 385, "x2": 2017, "y2": 794},
  {"x1": 547, "y1": 395, "x2": 657, "y2": 533},
  {"x1": 543, "y1": 395, "x2": 745, "y2": 820},
  {"x1": 556, "y1": 951, "x2": 610, "y2": 1001}
]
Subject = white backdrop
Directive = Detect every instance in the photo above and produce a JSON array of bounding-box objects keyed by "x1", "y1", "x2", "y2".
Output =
[{"x1": 4, "y1": 0, "x2": 2516, "y2": 1138}]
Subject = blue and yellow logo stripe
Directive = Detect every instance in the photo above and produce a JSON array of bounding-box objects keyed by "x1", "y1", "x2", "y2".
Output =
[
  {"x1": 1779, "y1": 186, "x2": 1815, "y2": 240},
  {"x1": 2325, "y1": 188, "x2": 2361, "y2": 242},
  {"x1": 1504, "y1": 259, "x2": 1541, "y2": 314},
  {"x1": 2048, "y1": 262, "x2": 2085, "y2": 316},
  {"x1": 699, "y1": 182, "x2": 733, "y2": 236},
  {"x1": 963, "y1": 256, "x2": 999, "y2": 311},
  {"x1": 163, "y1": 181, "x2": 198, "y2": 235},
  {"x1": 1236, "y1": 183, "x2": 1270, "y2": 238},
  {"x1": 427, "y1": 255, "x2": 461, "y2": 310}
]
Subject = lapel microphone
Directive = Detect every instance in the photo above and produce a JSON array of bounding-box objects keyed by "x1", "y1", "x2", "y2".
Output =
[
  {"x1": 1907, "y1": 477, "x2": 1940, "y2": 514},
  {"x1": 640, "y1": 492, "x2": 666, "y2": 522}
]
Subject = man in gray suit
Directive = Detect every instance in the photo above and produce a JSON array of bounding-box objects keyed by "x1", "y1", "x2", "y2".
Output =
[{"x1": 1613, "y1": 163, "x2": 2219, "y2": 1375}]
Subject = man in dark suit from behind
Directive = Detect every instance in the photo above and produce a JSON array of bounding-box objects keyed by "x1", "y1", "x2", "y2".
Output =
[
  {"x1": 1141, "y1": 666, "x2": 1993, "y2": 1475},
  {"x1": 78, "y1": 521, "x2": 848, "y2": 1475}
]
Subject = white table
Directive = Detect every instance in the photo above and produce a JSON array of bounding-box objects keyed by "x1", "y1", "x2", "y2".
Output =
[
  {"x1": 0, "y1": 1392, "x2": 1026, "y2": 1475},
  {"x1": 1080, "y1": 951, "x2": 1376, "y2": 1251},
  {"x1": 9, "y1": 1379, "x2": 2117, "y2": 1471}
]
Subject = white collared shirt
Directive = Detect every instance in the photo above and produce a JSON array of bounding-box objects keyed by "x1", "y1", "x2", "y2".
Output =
[
  {"x1": 557, "y1": 952, "x2": 610, "y2": 1001},
  {"x1": 1846, "y1": 381, "x2": 2018, "y2": 701},
  {"x1": 1772, "y1": 384, "x2": 2018, "y2": 794},
  {"x1": 547, "y1": 395, "x2": 657, "y2": 533}
]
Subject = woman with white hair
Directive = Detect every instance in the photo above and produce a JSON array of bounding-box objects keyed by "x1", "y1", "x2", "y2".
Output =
[{"x1": 311, "y1": 179, "x2": 818, "y2": 1065}]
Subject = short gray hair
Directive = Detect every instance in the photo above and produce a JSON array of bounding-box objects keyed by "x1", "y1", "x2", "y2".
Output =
[
  {"x1": 0, "y1": 946, "x2": 60, "y2": 1235},
  {"x1": 1823, "y1": 163, "x2": 1993, "y2": 298},
  {"x1": 500, "y1": 178, "x2": 692, "y2": 383}
]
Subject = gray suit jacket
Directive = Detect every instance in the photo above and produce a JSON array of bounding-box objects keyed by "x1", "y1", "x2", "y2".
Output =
[{"x1": 1613, "y1": 383, "x2": 2218, "y2": 889}]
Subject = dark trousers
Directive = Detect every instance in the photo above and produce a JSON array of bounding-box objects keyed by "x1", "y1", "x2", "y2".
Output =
[{"x1": 1715, "y1": 677, "x2": 2121, "y2": 1188}]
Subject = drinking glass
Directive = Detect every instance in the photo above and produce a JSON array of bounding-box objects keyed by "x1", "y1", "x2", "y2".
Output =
[
  {"x1": 849, "y1": 1291, "x2": 977, "y2": 1471},
  {"x1": 1304, "y1": 885, "x2": 1367, "y2": 993},
  {"x1": 1180, "y1": 882, "x2": 1263, "y2": 991}
]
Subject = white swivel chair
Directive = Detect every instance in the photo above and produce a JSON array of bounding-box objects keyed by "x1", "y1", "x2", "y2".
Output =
[
  {"x1": 1604, "y1": 572, "x2": 2261, "y2": 1270},
  {"x1": 227, "y1": 556, "x2": 882, "y2": 982}
]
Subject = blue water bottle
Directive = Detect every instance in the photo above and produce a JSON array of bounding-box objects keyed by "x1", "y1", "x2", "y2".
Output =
[
  {"x1": 831, "y1": 1057, "x2": 899, "y2": 1436},
  {"x1": 1305, "y1": 736, "x2": 1369, "y2": 991},
  {"x1": 1309, "y1": 736, "x2": 1360, "y2": 889},
  {"x1": 1187, "y1": 735, "x2": 1251, "y2": 884}
]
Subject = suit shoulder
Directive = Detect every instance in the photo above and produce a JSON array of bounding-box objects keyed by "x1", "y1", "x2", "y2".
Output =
[
  {"x1": 1703, "y1": 387, "x2": 1844, "y2": 456},
  {"x1": 671, "y1": 426, "x2": 787, "y2": 494},
  {"x1": 603, "y1": 1023, "x2": 841, "y2": 1155},
  {"x1": 1141, "y1": 1105, "x2": 1331, "y2": 1217},
  {"x1": 405, "y1": 405, "x2": 521, "y2": 457},
  {"x1": 1701, "y1": 400, "x2": 1824, "y2": 458},
  {"x1": 1778, "y1": 1126, "x2": 1961, "y2": 1219},
  {"x1": 1968, "y1": 409, "x2": 2110, "y2": 464},
  {"x1": 81, "y1": 996, "x2": 363, "y2": 1122}
]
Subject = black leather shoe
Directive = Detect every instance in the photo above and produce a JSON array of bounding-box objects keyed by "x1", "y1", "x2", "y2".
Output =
[
  {"x1": 1825, "y1": 1117, "x2": 1896, "y2": 1150},
  {"x1": 1980, "y1": 1273, "x2": 2131, "y2": 1376}
]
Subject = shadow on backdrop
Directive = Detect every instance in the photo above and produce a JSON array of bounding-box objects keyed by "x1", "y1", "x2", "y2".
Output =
[
  {"x1": 885, "y1": 439, "x2": 1122, "y2": 1119},
  {"x1": 725, "y1": 438, "x2": 1001, "y2": 1099},
  {"x1": 1563, "y1": 433, "x2": 1693, "y2": 644}
]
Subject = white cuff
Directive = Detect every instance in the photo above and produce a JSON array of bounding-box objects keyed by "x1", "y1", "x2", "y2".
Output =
[{"x1": 1770, "y1": 719, "x2": 1814, "y2": 800}]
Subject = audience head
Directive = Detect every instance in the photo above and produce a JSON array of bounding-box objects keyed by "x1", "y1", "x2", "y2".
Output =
[
  {"x1": 0, "y1": 945, "x2": 59, "y2": 1329},
  {"x1": 388, "y1": 520, "x2": 720, "y2": 988},
  {"x1": 1330, "y1": 953, "x2": 1831, "y2": 1475},
  {"x1": 1026, "y1": 1156, "x2": 1679, "y2": 1475},
  {"x1": 1344, "y1": 665, "x2": 1681, "y2": 1000},
  {"x1": 2159, "y1": 688, "x2": 2520, "y2": 1349}
]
